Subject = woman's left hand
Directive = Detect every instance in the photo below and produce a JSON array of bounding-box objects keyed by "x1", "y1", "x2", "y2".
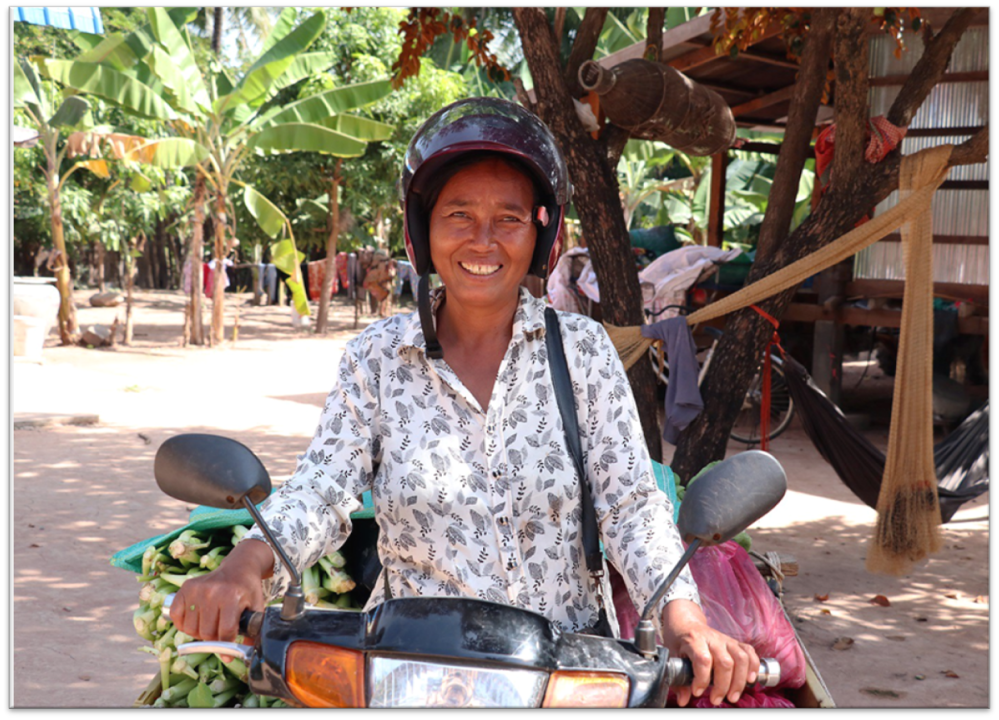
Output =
[{"x1": 661, "y1": 598, "x2": 760, "y2": 707}]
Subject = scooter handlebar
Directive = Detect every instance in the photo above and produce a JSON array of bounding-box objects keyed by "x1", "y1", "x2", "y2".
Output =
[
  {"x1": 666, "y1": 656, "x2": 780, "y2": 689},
  {"x1": 160, "y1": 593, "x2": 263, "y2": 639}
]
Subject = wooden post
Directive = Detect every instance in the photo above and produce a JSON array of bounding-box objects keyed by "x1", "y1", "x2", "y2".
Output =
[
  {"x1": 707, "y1": 151, "x2": 728, "y2": 247},
  {"x1": 810, "y1": 259, "x2": 851, "y2": 405}
]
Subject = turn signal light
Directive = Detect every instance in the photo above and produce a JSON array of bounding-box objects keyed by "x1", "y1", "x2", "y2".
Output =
[
  {"x1": 542, "y1": 670, "x2": 630, "y2": 707},
  {"x1": 286, "y1": 641, "x2": 365, "y2": 708}
]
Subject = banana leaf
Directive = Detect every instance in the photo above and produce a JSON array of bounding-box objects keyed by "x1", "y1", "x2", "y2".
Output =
[
  {"x1": 243, "y1": 185, "x2": 286, "y2": 239},
  {"x1": 124, "y1": 138, "x2": 209, "y2": 168},
  {"x1": 14, "y1": 57, "x2": 42, "y2": 110},
  {"x1": 41, "y1": 59, "x2": 176, "y2": 121},
  {"x1": 218, "y1": 11, "x2": 326, "y2": 112},
  {"x1": 270, "y1": 238, "x2": 310, "y2": 317},
  {"x1": 146, "y1": 7, "x2": 211, "y2": 113},
  {"x1": 249, "y1": 123, "x2": 366, "y2": 157},
  {"x1": 261, "y1": 79, "x2": 393, "y2": 128},
  {"x1": 319, "y1": 114, "x2": 394, "y2": 142}
]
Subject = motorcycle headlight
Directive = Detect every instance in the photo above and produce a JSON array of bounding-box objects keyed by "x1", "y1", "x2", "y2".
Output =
[{"x1": 368, "y1": 657, "x2": 549, "y2": 708}]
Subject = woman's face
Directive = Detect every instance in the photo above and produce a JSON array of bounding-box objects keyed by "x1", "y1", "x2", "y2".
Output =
[{"x1": 428, "y1": 157, "x2": 537, "y2": 310}]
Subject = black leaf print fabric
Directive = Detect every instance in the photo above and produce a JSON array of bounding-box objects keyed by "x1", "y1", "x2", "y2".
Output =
[{"x1": 244, "y1": 287, "x2": 699, "y2": 636}]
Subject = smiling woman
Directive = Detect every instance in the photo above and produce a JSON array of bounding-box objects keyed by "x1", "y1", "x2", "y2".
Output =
[{"x1": 170, "y1": 97, "x2": 763, "y2": 708}]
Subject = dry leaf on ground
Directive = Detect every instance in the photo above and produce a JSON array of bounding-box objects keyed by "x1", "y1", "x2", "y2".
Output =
[
  {"x1": 832, "y1": 637, "x2": 855, "y2": 651},
  {"x1": 870, "y1": 594, "x2": 891, "y2": 607},
  {"x1": 974, "y1": 596, "x2": 988, "y2": 604},
  {"x1": 944, "y1": 592, "x2": 959, "y2": 599},
  {"x1": 943, "y1": 670, "x2": 960, "y2": 678},
  {"x1": 814, "y1": 593, "x2": 830, "y2": 602}
]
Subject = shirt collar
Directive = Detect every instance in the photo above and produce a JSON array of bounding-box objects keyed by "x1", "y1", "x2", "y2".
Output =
[{"x1": 398, "y1": 286, "x2": 547, "y2": 358}]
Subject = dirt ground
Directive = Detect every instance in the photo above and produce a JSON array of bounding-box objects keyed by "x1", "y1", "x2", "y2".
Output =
[{"x1": 10, "y1": 289, "x2": 989, "y2": 709}]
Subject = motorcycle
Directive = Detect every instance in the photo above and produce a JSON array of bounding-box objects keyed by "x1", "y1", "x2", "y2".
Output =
[{"x1": 155, "y1": 433, "x2": 787, "y2": 708}]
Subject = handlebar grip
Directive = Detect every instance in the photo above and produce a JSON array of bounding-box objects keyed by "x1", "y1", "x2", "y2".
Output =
[
  {"x1": 666, "y1": 657, "x2": 780, "y2": 689},
  {"x1": 160, "y1": 593, "x2": 262, "y2": 639},
  {"x1": 240, "y1": 609, "x2": 264, "y2": 639}
]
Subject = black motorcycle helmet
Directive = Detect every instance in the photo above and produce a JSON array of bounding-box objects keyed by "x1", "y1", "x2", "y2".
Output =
[
  {"x1": 400, "y1": 97, "x2": 572, "y2": 280},
  {"x1": 399, "y1": 97, "x2": 572, "y2": 359}
]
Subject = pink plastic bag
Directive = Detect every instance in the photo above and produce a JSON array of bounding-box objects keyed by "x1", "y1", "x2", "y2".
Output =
[
  {"x1": 610, "y1": 542, "x2": 806, "y2": 694},
  {"x1": 689, "y1": 688, "x2": 797, "y2": 708},
  {"x1": 686, "y1": 541, "x2": 807, "y2": 689}
]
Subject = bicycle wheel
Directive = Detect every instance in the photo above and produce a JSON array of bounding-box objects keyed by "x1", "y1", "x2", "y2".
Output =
[
  {"x1": 648, "y1": 344, "x2": 670, "y2": 386},
  {"x1": 729, "y1": 355, "x2": 795, "y2": 445}
]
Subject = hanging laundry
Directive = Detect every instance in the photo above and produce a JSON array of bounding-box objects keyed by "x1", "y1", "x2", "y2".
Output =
[
  {"x1": 394, "y1": 259, "x2": 420, "y2": 296},
  {"x1": 641, "y1": 317, "x2": 703, "y2": 444}
]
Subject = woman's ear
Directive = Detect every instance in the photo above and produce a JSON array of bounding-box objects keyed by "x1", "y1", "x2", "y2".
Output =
[{"x1": 534, "y1": 206, "x2": 550, "y2": 228}]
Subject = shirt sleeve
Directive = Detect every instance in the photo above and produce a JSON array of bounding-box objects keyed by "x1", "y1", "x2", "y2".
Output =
[
  {"x1": 568, "y1": 316, "x2": 701, "y2": 620},
  {"x1": 243, "y1": 334, "x2": 381, "y2": 601}
]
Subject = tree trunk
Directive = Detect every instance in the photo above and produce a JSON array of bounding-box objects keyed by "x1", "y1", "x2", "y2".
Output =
[
  {"x1": 95, "y1": 240, "x2": 106, "y2": 293},
  {"x1": 155, "y1": 217, "x2": 171, "y2": 289},
  {"x1": 45, "y1": 141, "x2": 79, "y2": 345},
  {"x1": 212, "y1": 7, "x2": 224, "y2": 55},
  {"x1": 316, "y1": 159, "x2": 343, "y2": 335},
  {"x1": 188, "y1": 174, "x2": 207, "y2": 345},
  {"x1": 671, "y1": 9, "x2": 985, "y2": 482},
  {"x1": 124, "y1": 232, "x2": 140, "y2": 346},
  {"x1": 514, "y1": 7, "x2": 663, "y2": 461},
  {"x1": 210, "y1": 184, "x2": 229, "y2": 346}
]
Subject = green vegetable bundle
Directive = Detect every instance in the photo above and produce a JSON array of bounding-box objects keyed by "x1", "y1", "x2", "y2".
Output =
[{"x1": 133, "y1": 526, "x2": 359, "y2": 708}]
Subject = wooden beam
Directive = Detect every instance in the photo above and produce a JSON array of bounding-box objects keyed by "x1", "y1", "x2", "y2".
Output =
[
  {"x1": 731, "y1": 85, "x2": 796, "y2": 117},
  {"x1": 878, "y1": 233, "x2": 990, "y2": 246},
  {"x1": 668, "y1": 20, "x2": 784, "y2": 73},
  {"x1": 905, "y1": 126, "x2": 986, "y2": 138},
  {"x1": 784, "y1": 303, "x2": 989, "y2": 335},
  {"x1": 846, "y1": 279, "x2": 989, "y2": 304},
  {"x1": 736, "y1": 49, "x2": 801, "y2": 70},
  {"x1": 707, "y1": 152, "x2": 728, "y2": 247},
  {"x1": 600, "y1": 12, "x2": 715, "y2": 67},
  {"x1": 869, "y1": 70, "x2": 989, "y2": 86},
  {"x1": 940, "y1": 180, "x2": 989, "y2": 190},
  {"x1": 700, "y1": 81, "x2": 758, "y2": 98}
]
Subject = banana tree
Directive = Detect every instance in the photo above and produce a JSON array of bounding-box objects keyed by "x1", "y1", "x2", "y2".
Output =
[
  {"x1": 38, "y1": 7, "x2": 394, "y2": 345},
  {"x1": 14, "y1": 56, "x2": 111, "y2": 345}
]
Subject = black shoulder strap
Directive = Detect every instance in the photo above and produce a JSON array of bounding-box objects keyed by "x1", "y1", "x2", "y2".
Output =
[{"x1": 544, "y1": 307, "x2": 603, "y2": 574}]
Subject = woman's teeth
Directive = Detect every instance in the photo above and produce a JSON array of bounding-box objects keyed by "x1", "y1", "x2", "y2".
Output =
[{"x1": 460, "y1": 263, "x2": 500, "y2": 276}]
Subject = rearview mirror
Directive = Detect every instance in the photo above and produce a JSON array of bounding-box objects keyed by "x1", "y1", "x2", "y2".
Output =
[
  {"x1": 677, "y1": 450, "x2": 787, "y2": 546},
  {"x1": 154, "y1": 433, "x2": 271, "y2": 509}
]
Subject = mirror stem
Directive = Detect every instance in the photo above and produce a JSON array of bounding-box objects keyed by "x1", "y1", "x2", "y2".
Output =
[
  {"x1": 634, "y1": 538, "x2": 701, "y2": 657},
  {"x1": 241, "y1": 497, "x2": 305, "y2": 621}
]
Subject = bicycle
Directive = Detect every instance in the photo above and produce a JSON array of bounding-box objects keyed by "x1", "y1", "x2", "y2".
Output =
[{"x1": 645, "y1": 305, "x2": 795, "y2": 445}]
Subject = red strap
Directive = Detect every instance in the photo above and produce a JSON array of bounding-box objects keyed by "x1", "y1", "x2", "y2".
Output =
[{"x1": 750, "y1": 306, "x2": 785, "y2": 452}]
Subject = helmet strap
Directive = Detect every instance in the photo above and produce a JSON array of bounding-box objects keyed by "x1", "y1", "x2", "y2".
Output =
[{"x1": 418, "y1": 273, "x2": 444, "y2": 359}]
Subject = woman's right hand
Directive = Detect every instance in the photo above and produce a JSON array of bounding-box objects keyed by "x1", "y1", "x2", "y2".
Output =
[{"x1": 170, "y1": 538, "x2": 275, "y2": 643}]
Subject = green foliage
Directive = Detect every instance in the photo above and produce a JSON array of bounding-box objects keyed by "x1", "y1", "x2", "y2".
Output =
[{"x1": 235, "y1": 8, "x2": 468, "y2": 258}]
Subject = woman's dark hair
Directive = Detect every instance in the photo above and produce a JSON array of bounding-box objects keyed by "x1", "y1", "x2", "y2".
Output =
[{"x1": 417, "y1": 151, "x2": 543, "y2": 217}]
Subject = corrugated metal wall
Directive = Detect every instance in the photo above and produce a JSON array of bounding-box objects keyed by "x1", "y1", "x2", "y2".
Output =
[{"x1": 855, "y1": 26, "x2": 989, "y2": 287}]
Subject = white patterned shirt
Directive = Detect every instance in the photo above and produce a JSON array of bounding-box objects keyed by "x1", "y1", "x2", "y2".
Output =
[{"x1": 246, "y1": 287, "x2": 700, "y2": 635}]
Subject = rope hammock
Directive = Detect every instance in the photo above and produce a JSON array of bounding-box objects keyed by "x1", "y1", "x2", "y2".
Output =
[
  {"x1": 605, "y1": 144, "x2": 956, "y2": 576},
  {"x1": 781, "y1": 355, "x2": 988, "y2": 523}
]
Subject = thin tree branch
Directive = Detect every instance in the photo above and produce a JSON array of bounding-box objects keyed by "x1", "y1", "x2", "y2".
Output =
[
  {"x1": 754, "y1": 7, "x2": 836, "y2": 259},
  {"x1": 553, "y1": 7, "x2": 566, "y2": 47},
  {"x1": 949, "y1": 125, "x2": 989, "y2": 165},
  {"x1": 645, "y1": 8, "x2": 665, "y2": 63},
  {"x1": 564, "y1": 8, "x2": 609, "y2": 97},
  {"x1": 887, "y1": 8, "x2": 977, "y2": 127},
  {"x1": 604, "y1": 124, "x2": 630, "y2": 168}
]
